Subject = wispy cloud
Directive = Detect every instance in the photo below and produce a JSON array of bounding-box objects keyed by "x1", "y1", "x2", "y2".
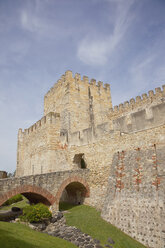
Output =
[
  {"x1": 128, "y1": 28, "x2": 165, "y2": 92},
  {"x1": 21, "y1": 10, "x2": 40, "y2": 33},
  {"x1": 19, "y1": 1, "x2": 76, "y2": 39},
  {"x1": 112, "y1": 49, "x2": 165, "y2": 106},
  {"x1": 77, "y1": 0, "x2": 135, "y2": 66},
  {"x1": 20, "y1": 0, "x2": 47, "y2": 35},
  {"x1": 129, "y1": 55, "x2": 156, "y2": 88}
]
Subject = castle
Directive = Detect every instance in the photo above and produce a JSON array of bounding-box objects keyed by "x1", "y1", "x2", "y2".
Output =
[{"x1": 16, "y1": 71, "x2": 165, "y2": 248}]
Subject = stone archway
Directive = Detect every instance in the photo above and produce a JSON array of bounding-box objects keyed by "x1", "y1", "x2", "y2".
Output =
[
  {"x1": 0, "y1": 185, "x2": 56, "y2": 206},
  {"x1": 55, "y1": 176, "x2": 90, "y2": 207}
]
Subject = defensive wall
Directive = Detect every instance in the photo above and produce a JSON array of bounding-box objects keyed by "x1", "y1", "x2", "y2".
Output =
[
  {"x1": 16, "y1": 112, "x2": 72, "y2": 176},
  {"x1": 102, "y1": 146, "x2": 165, "y2": 248},
  {"x1": 12, "y1": 71, "x2": 165, "y2": 248},
  {"x1": 109, "y1": 85, "x2": 165, "y2": 118},
  {"x1": 0, "y1": 171, "x2": 7, "y2": 179},
  {"x1": 65, "y1": 120, "x2": 165, "y2": 248}
]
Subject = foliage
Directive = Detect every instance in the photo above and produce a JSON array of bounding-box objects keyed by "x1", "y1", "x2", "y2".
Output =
[
  {"x1": 7, "y1": 170, "x2": 16, "y2": 178},
  {"x1": 0, "y1": 196, "x2": 29, "y2": 211},
  {"x1": 63, "y1": 204, "x2": 146, "y2": 248},
  {"x1": 20, "y1": 203, "x2": 52, "y2": 223},
  {"x1": 2, "y1": 194, "x2": 23, "y2": 206},
  {"x1": 0, "y1": 221, "x2": 77, "y2": 248}
]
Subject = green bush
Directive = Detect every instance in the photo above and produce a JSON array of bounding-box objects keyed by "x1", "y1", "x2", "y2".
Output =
[
  {"x1": 2, "y1": 194, "x2": 23, "y2": 206},
  {"x1": 20, "y1": 203, "x2": 52, "y2": 223}
]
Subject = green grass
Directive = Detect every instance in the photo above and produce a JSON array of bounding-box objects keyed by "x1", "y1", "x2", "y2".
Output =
[
  {"x1": 0, "y1": 200, "x2": 147, "y2": 248},
  {"x1": 0, "y1": 221, "x2": 77, "y2": 248},
  {"x1": 2, "y1": 194, "x2": 23, "y2": 206},
  {"x1": 59, "y1": 201, "x2": 77, "y2": 211},
  {"x1": 61, "y1": 203, "x2": 146, "y2": 248},
  {"x1": 0, "y1": 196, "x2": 29, "y2": 211}
]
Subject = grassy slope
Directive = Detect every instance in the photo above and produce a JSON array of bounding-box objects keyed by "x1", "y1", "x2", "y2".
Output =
[
  {"x1": 62, "y1": 204, "x2": 146, "y2": 248},
  {"x1": 0, "y1": 201, "x2": 146, "y2": 248},
  {"x1": 0, "y1": 221, "x2": 77, "y2": 248},
  {"x1": 0, "y1": 196, "x2": 29, "y2": 211}
]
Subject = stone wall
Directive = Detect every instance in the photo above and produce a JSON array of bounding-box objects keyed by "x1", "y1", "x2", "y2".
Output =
[
  {"x1": 101, "y1": 147, "x2": 165, "y2": 248},
  {"x1": 108, "y1": 85, "x2": 165, "y2": 119},
  {"x1": 112, "y1": 99, "x2": 165, "y2": 133},
  {"x1": 0, "y1": 171, "x2": 7, "y2": 179},
  {"x1": 44, "y1": 71, "x2": 112, "y2": 133},
  {"x1": 16, "y1": 71, "x2": 112, "y2": 177},
  {"x1": 15, "y1": 71, "x2": 165, "y2": 248},
  {"x1": 0, "y1": 169, "x2": 90, "y2": 210},
  {"x1": 16, "y1": 112, "x2": 71, "y2": 177},
  {"x1": 65, "y1": 123, "x2": 165, "y2": 211}
]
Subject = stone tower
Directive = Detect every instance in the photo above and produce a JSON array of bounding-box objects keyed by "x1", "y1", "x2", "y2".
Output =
[
  {"x1": 15, "y1": 71, "x2": 165, "y2": 248},
  {"x1": 44, "y1": 70, "x2": 112, "y2": 135},
  {"x1": 16, "y1": 71, "x2": 112, "y2": 176}
]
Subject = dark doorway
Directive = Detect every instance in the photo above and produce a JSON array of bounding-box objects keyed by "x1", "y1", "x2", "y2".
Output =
[{"x1": 73, "y1": 154, "x2": 87, "y2": 169}]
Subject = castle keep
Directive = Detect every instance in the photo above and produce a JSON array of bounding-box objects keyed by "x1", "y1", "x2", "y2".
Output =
[{"x1": 14, "y1": 71, "x2": 165, "y2": 247}]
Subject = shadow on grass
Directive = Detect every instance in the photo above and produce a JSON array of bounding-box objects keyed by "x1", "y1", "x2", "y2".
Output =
[
  {"x1": 0, "y1": 228, "x2": 39, "y2": 248},
  {"x1": 59, "y1": 202, "x2": 78, "y2": 211}
]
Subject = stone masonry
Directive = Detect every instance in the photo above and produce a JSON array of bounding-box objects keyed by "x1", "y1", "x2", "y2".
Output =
[
  {"x1": 102, "y1": 147, "x2": 165, "y2": 248},
  {"x1": 0, "y1": 71, "x2": 165, "y2": 248},
  {"x1": 0, "y1": 169, "x2": 90, "y2": 210}
]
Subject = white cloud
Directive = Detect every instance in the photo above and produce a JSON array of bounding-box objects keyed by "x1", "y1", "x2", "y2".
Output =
[
  {"x1": 77, "y1": 0, "x2": 135, "y2": 66},
  {"x1": 131, "y1": 58, "x2": 165, "y2": 92},
  {"x1": 21, "y1": 9, "x2": 43, "y2": 33},
  {"x1": 129, "y1": 55, "x2": 156, "y2": 88},
  {"x1": 112, "y1": 54, "x2": 165, "y2": 106},
  {"x1": 128, "y1": 31, "x2": 165, "y2": 93},
  {"x1": 20, "y1": 4, "x2": 75, "y2": 39},
  {"x1": 20, "y1": 0, "x2": 52, "y2": 34},
  {"x1": 77, "y1": 38, "x2": 110, "y2": 66}
]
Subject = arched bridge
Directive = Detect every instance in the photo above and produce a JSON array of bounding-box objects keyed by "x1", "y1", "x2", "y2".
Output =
[{"x1": 0, "y1": 169, "x2": 90, "y2": 210}]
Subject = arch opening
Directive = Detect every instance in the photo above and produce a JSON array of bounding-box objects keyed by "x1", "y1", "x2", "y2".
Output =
[
  {"x1": 0, "y1": 185, "x2": 55, "y2": 207},
  {"x1": 22, "y1": 193, "x2": 51, "y2": 206},
  {"x1": 59, "y1": 182, "x2": 88, "y2": 207}
]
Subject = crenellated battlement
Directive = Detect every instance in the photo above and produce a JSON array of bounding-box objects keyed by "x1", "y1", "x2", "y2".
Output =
[
  {"x1": 44, "y1": 70, "x2": 111, "y2": 99},
  {"x1": 16, "y1": 69, "x2": 165, "y2": 248},
  {"x1": 60, "y1": 122, "x2": 112, "y2": 147},
  {"x1": 109, "y1": 85, "x2": 165, "y2": 118},
  {"x1": 19, "y1": 112, "x2": 60, "y2": 137},
  {"x1": 44, "y1": 70, "x2": 112, "y2": 132}
]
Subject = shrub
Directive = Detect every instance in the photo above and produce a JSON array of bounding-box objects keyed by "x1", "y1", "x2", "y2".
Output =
[
  {"x1": 20, "y1": 203, "x2": 52, "y2": 223},
  {"x1": 2, "y1": 194, "x2": 23, "y2": 206}
]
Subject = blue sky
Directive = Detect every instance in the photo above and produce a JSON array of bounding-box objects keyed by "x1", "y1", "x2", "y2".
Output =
[{"x1": 0, "y1": 0, "x2": 165, "y2": 173}]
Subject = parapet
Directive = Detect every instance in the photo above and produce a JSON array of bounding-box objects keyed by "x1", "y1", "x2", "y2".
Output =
[
  {"x1": 44, "y1": 70, "x2": 111, "y2": 98},
  {"x1": 109, "y1": 85, "x2": 165, "y2": 118},
  {"x1": 19, "y1": 112, "x2": 60, "y2": 137},
  {"x1": 60, "y1": 122, "x2": 114, "y2": 147}
]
